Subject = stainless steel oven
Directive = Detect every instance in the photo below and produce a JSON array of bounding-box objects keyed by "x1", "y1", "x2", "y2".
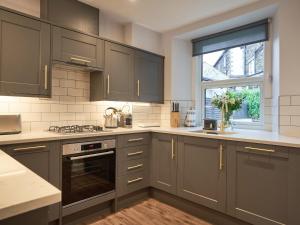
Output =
[{"x1": 62, "y1": 139, "x2": 116, "y2": 207}]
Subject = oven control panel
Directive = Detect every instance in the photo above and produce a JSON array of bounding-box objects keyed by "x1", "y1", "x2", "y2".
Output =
[{"x1": 63, "y1": 139, "x2": 116, "y2": 155}]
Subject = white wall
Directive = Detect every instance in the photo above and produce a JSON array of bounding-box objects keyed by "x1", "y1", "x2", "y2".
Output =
[
  {"x1": 0, "y1": 0, "x2": 40, "y2": 17},
  {"x1": 99, "y1": 12, "x2": 125, "y2": 43},
  {"x1": 273, "y1": 0, "x2": 300, "y2": 137},
  {"x1": 124, "y1": 23, "x2": 163, "y2": 55},
  {"x1": 277, "y1": 0, "x2": 300, "y2": 96}
]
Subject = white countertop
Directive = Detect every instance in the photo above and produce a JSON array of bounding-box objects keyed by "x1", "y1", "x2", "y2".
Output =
[
  {"x1": 0, "y1": 150, "x2": 61, "y2": 220},
  {"x1": 0, "y1": 127, "x2": 300, "y2": 148}
]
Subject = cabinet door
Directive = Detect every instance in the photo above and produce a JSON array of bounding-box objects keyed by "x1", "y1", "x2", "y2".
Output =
[
  {"x1": 177, "y1": 136, "x2": 226, "y2": 212},
  {"x1": 134, "y1": 50, "x2": 164, "y2": 103},
  {"x1": 0, "y1": 10, "x2": 50, "y2": 97},
  {"x1": 151, "y1": 133, "x2": 177, "y2": 194},
  {"x1": 52, "y1": 26, "x2": 104, "y2": 69},
  {"x1": 104, "y1": 41, "x2": 134, "y2": 101},
  {"x1": 1, "y1": 142, "x2": 61, "y2": 222},
  {"x1": 227, "y1": 143, "x2": 289, "y2": 225}
]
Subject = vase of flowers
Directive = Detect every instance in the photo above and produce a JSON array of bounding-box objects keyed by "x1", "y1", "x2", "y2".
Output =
[{"x1": 211, "y1": 91, "x2": 244, "y2": 132}]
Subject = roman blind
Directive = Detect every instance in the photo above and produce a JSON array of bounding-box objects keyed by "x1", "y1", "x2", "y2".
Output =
[{"x1": 192, "y1": 19, "x2": 269, "y2": 56}]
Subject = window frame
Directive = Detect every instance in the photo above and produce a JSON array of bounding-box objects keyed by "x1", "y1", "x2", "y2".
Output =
[{"x1": 199, "y1": 42, "x2": 268, "y2": 128}]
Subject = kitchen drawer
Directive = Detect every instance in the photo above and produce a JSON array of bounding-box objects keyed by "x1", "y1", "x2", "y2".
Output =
[
  {"x1": 118, "y1": 157, "x2": 148, "y2": 176},
  {"x1": 117, "y1": 133, "x2": 150, "y2": 148},
  {"x1": 235, "y1": 142, "x2": 289, "y2": 159},
  {"x1": 52, "y1": 26, "x2": 104, "y2": 70},
  {"x1": 117, "y1": 170, "x2": 149, "y2": 197},
  {"x1": 117, "y1": 145, "x2": 149, "y2": 161}
]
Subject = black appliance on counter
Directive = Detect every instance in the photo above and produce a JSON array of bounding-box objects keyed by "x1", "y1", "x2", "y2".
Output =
[{"x1": 62, "y1": 139, "x2": 116, "y2": 207}]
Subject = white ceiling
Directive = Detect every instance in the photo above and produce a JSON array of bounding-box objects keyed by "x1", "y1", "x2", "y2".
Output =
[{"x1": 80, "y1": 0, "x2": 259, "y2": 32}]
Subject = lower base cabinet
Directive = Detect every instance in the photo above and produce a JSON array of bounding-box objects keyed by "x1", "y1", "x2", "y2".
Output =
[
  {"x1": 227, "y1": 143, "x2": 289, "y2": 225},
  {"x1": 151, "y1": 133, "x2": 177, "y2": 195},
  {"x1": 177, "y1": 136, "x2": 226, "y2": 212},
  {"x1": 0, "y1": 141, "x2": 61, "y2": 222}
]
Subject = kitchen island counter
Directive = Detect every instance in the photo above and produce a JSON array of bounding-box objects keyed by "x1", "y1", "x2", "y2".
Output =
[{"x1": 0, "y1": 150, "x2": 61, "y2": 220}]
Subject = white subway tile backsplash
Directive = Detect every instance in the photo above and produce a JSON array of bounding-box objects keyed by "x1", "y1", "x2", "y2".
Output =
[
  {"x1": 52, "y1": 87, "x2": 67, "y2": 96},
  {"x1": 280, "y1": 106, "x2": 300, "y2": 116},
  {"x1": 60, "y1": 113, "x2": 76, "y2": 121},
  {"x1": 280, "y1": 116, "x2": 291, "y2": 126},
  {"x1": 51, "y1": 104, "x2": 68, "y2": 113},
  {"x1": 75, "y1": 113, "x2": 91, "y2": 121},
  {"x1": 9, "y1": 103, "x2": 31, "y2": 112},
  {"x1": 84, "y1": 105, "x2": 97, "y2": 112},
  {"x1": 0, "y1": 102, "x2": 9, "y2": 112},
  {"x1": 60, "y1": 79, "x2": 75, "y2": 88},
  {"x1": 76, "y1": 81, "x2": 89, "y2": 89},
  {"x1": 22, "y1": 113, "x2": 42, "y2": 122},
  {"x1": 42, "y1": 113, "x2": 60, "y2": 121},
  {"x1": 31, "y1": 103, "x2": 51, "y2": 113},
  {"x1": 0, "y1": 68, "x2": 160, "y2": 132},
  {"x1": 291, "y1": 116, "x2": 300, "y2": 126},
  {"x1": 68, "y1": 88, "x2": 84, "y2": 97},
  {"x1": 279, "y1": 96, "x2": 291, "y2": 106},
  {"x1": 291, "y1": 96, "x2": 300, "y2": 106},
  {"x1": 68, "y1": 104, "x2": 83, "y2": 112}
]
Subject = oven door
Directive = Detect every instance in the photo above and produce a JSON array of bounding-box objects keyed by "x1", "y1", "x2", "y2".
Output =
[{"x1": 62, "y1": 149, "x2": 115, "y2": 206}]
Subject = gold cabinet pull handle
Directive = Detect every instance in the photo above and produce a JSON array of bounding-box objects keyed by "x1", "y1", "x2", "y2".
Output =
[
  {"x1": 137, "y1": 80, "x2": 140, "y2": 97},
  {"x1": 128, "y1": 177, "x2": 143, "y2": 184},
  {"x1": 44, "y1": 65, "x2": 48, "y2": 90},
  {"x1": 14, "y1": 145, "x2": 46, "y2": 152},
  {"x1": 219, "y1": 144, "x2": 223, "y2": 171},
  {"x1": 128, "y1": 151, "x2": 143, "y2": 156},
  {"x1": 107, "y1": 74, "x2": 110, "y2": 95},
  {"x1": 171, "y1": 138, "x2": 175, "y2": 160},
  {"x1": 245, "y1": 146, "x2": 275, "y2": 153},
  {"x1": 128, "y1": 138, "x2": 144, "y2": 142},
  {"x1": 127, "y1": 164, "x2": 143, "y2": 171},
  {"x1": 70, "y1": 57, "x2": 91, "y2": 64}
]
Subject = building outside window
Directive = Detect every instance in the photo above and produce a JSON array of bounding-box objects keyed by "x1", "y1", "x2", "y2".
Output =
[{"x1": 201, "y1": 42, "x2": 265, "y2": 125}]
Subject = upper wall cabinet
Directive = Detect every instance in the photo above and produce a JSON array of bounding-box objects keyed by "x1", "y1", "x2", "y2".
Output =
[
  {"x1": 52, "y1": 26, "x2": 104, "y2": 70},
  {"x1": 91, "y1": 41, "x2": 164, "y2": 103},
  {"x1": 0, "y1": 10, "x2": 51, "y2": 97},
  {"x1": 134, "y1": 50, "x2": 164, "y2": 103},
  {"x1": 104, "y1": 42, "x2": 134, "y2": 101}
]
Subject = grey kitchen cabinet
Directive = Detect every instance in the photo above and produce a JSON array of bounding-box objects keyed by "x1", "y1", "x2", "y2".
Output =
[
  {"x1": 0, "y1": 141, "x2": 61, "y2": 222},
  {"x1": 116, "y1": 133, "x2": 150, "y2": 197},
  {"x1": 0, "y1": 9, "x2": 51, "y2": 97},
  {"x1": 90, "y1": 42, "x2": 164, "y2": 103},
  {"x1": 134, "y1": 50, "x2": 164, "y2": 103},
  {"x1": 151, "y1": 133, "x2": 177, "y2": 195},
  {"x1": 52, "y1": 26, "x2": 104, "y2": 70},
  {"x1": 103, "y1": 41, "x2": 135, "y2": 101},
  {"x1": 177, "y1": 136, "x2": 226, "y2": 213},
  {"x1": 227, "y1": 143, "x2": 289, "y2": 225}
]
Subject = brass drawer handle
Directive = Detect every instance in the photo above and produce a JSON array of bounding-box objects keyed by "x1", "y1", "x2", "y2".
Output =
[
  {"x1": 245, "y1": 146, "x2": 275, "y2": 153},
  {"x1": 128, "y1": 138, "x2": 144, "y2": 142},
  {"x1": 107, "y1": 74, "x2": 110, "y2": 95},
  {"x1": 44, "y1": 65, "x2": 48, "y2": 90},
  {"x1": 128, "y1": 151, "x2": 143, "y2": 156},
  {"x1": 171, "y1": 138, "x2": 175, "y2": 160},
  {"x1": 13, "y1": 145, "x2": 46, "y2": 152},
  {"x1": 128, "y1": 177, "x2": 143, "y2": 184},
  {"x1": 219, "y1": 144, "x2": 223, "y2": 171},
  {"x1": 127, "y1": 164, "x2": 143, "y2": 171},
  {"x1": 70, "y1": 57, "x2": 91, "y2": 64},
  {"x1": 137, "y1": 80, "x2": 140, "y2": 97}
]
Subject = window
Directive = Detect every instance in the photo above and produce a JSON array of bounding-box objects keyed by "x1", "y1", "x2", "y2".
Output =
[
  {"x1": 192, "y1": 19, "x2": 269, "y2": 127},
  {"x1": 201, "y1": 42, "x2": 265, "y2": 125}
]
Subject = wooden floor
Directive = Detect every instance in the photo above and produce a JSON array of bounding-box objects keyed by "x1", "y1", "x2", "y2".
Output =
[{"x1": 82, "y1": 198, "x2": 212, "y2": 225}]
